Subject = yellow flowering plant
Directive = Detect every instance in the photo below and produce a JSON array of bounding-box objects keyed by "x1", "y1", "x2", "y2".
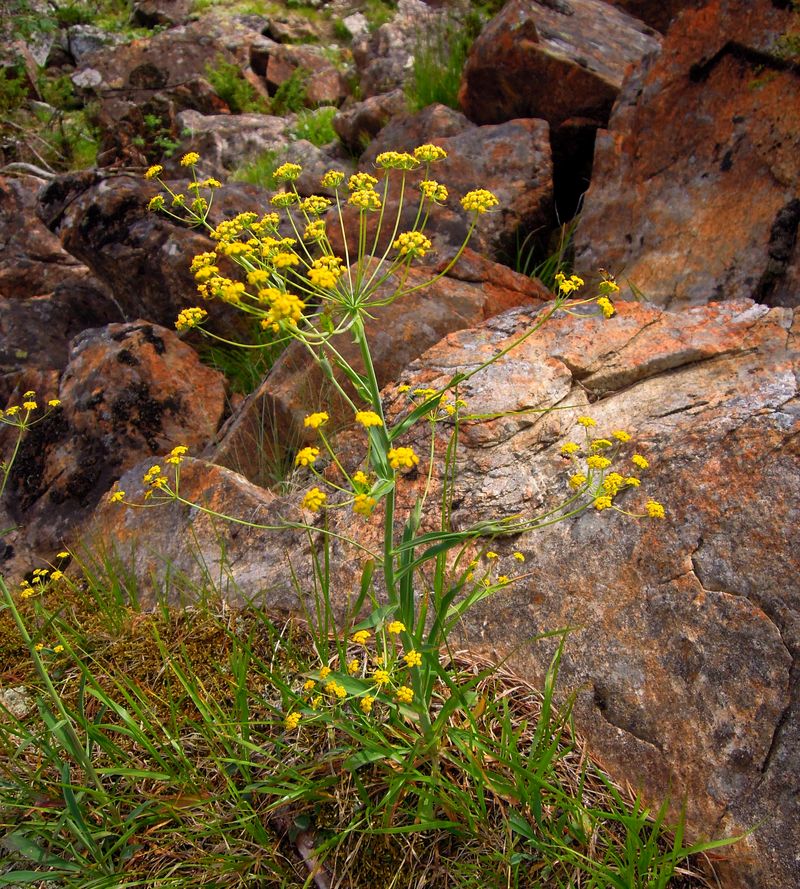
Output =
[
  {"x1": 134, "y1": 149, "x2": 665, "y2": 744},
  {"x1": 0, "y1": 392, "x2": 62, "y2": 500}
]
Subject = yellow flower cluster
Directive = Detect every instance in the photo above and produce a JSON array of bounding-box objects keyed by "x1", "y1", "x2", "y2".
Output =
[
  {"x1": 555, "y1": 273, "x2": 585, "y2": 295},
  {"x1": 165, "y1": 445, "x2": 188, "y2": 465},
  {"x1": 295, "y1": 447, "x2": 319, "y2": 467},
  {"x1": 175, "y1": 307, "x2": 208, "y2": 331},
  {"x1": 143, "y1": 464, "x2": 168, "y2": 490},
  {"x1": 413, "y1": 144, "x2": 447, "y2": 163},
  {"x1": 419, "y1": 179, "x2": 448, "y2": 202},
  {"x1": 348, "y1": 172, "x2": 378, "y2": 191},
  {"x1": 375, "y1": 151, "x2": 418, "y2": 170},
  {"x1": 355, "y1": 410, "x2": 383, "y2": 428},
  {"x1": 308, "y1": 256, "x2": 344, "y2": 289},
  {"x1": 560, "y1": 418, "x2": 664, "y2": 520},
  {"x1": 320, "y1": 169, "x2": 345, "y2": 188},
  {"x1": 303, "y1": 219, "x2": 326, "y2": 241},
  {"x1": 260, "y1": 290, "x2": 306, "y2": 331},
  {"x1": 270, "y1": 191, "x2": 298, "y2": 208},
  {"x1": 274, "y1": 162, "x2": 303, "y2": 182},
  {"x1": 460, "y1": 189, "x2": 499, "y2": 214},
  {"x1": 180, "y1": 152, "x2": 200, "y2": 167},
  {"x1": 387, "y1": 447, "x2": 419, "y2": 470},
  {"x1": 304, "y1": 412, "x2": 329, "y2": 429},
  {"x1": 395, "y1": 686, "x2": 414, "y2": 704},
  {"x1": 353, "y1": 493, "x2": 376, "y2": 517},
  {"x1": 325, "y1": 680, "x2": 347, "y2": 699},
  {"x1": 598, "y1": 296, "x2": 615, "y2": 318},
  {"x1": 302, "y1": 487, "x2": 327, "y2": 512},
  {"x1": 393, "y1": 231, "x2": 432, "y2": 258},
  {"x1": 300, "y1": 195, "x2": 332, "y2": 215},
  {"x1": 403, "y1": 649, "x2": 422, "y2": 668},
  {"x1": 349, "y1": 188, "x2": 381, "y2": 211}
]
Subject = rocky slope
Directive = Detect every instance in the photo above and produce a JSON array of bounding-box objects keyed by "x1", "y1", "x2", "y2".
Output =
[{"x1": 1, "y1": 0, "x2": 799, "y2": 886}]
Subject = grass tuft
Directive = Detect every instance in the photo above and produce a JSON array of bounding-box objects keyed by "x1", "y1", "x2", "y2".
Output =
[{"x1": 0, "y1": 563, "x2": 734, "y2": 888}]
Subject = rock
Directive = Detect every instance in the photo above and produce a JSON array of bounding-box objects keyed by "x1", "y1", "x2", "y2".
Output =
[
  {"x1": 171, "y1": 109, "x2": 288, "y2": 176},
  {"x1": 131, "y1": 0, "x2": 192, "y2": 28},
  {"x1": 0, "y1": 321, "x2": 226, "y2": 581},
  {"x1": 88, "y1": 457, "x2": 310, "y2": 611},
  {"x1": 1, "y1": 0, "x2": 54, "y2": 69},
  {"x1": 208, "y1": 252, "x2": 550, "y2": 485},
  {"x1": 329, "y1": 106, "x2": 554, "y2": 263},
  {"x1": 37, "y1": 171, "x2": 267, "y2": 332},
  {"x1": 376, "y1": 298, "x2": 799, "y2": 889},
  {"x1": 0, "y1": 687, "x2": 33, "y2": 720},
  {"x1": 58, "y1": 25, "x2": 126, "y2": 66},
  {"x1": 459, "y1": 0, "x2": 661, "y2": 128},
  {"x1": 265, "y1": 13, "x2": 325, "y2": 44},
  {"x1": 341, "y1": 12, "x2": 369, "y2": 41},
  {"x1": 89, "y1": 295, "x2": 800, "y2": 889},
  {"x1": 352, "y1": 0, "x2": 445, "y2": 97},
  {"x1": 162, "y1": 110, "x2": 353, "y2": 191},
  {"x1": 574, "y1": 0, "x2": 800, "y2": 309},
  {"x1": 69, "y1": 15, "x2": 268, "y2": 123},
  {"x1": 333, "y1": 89, "x2": 409, "y2": 153},
  {"x1": 601, "y1": 0, "x2": 703, "y2": 33},
  {"x1": 0, "y1": 175, "x2": 121, "y2": 380},
  {"x1": 263, "y1": 43, "x2": 348, "y2": 107}
]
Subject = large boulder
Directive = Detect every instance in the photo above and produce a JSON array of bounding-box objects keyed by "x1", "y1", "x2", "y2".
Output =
[
  {"x1": 0, "y1": 321, "x2": 226, "y2": 580},
  {"x1": 131, "y1": 0, "x2": 193, "y2": 28},
  {"x1": 574, "y1": 0, "x2": 800, "y2": 308},
  {"x1": 92, "y1": 297, "x2": 799, "y2": 889},
  {"x1": 370, "y1": 298, "x2": 799, "y2": 889},
  {"x1": 458, "y1": 0, "x2": 660, "y2": 216},
  {"x1": 0, "y1": 175, "x2": 120, "y2": 383},
  {"x1": 259, "y1": 43, "x2": 348, "y2": 107},
  {"x1": 459, "y1": 0, "x2": 661, "y2": 128},
  {"x1": 329, "y1": 105, "x2": 554, "y2": 263},
  {"x1": 333, "y1": 89, "x2": 409, "y2": 154}
]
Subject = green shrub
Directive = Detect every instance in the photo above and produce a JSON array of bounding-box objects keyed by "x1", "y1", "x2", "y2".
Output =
[
  {"x1": 0, "y1": 67, "x2": 30, "y2": 115},
  {"x1": 37, "y1": 72, "x2": 81, "y2": 110},
  {"x1": 362, "y1": 0, "x2": 396, "y2": 31},
  {"x1": 290, "y1": 105, "x2": 337, "y2": 146},
  {"x1": 205, "y1": 55, "x2": 270, "y2": 114},
  {"x1": 230, "y1": 148, "x2": 283, "y2": 190},
  {"x1": 271, "y1": 66, "x2": 310, "y2": 114},
  {"x1": 406, "y1": 18, "x2": 473, "y2": 112},
  {"x1": 332, "y1": 17, "x2": 352, "y2": 41}
]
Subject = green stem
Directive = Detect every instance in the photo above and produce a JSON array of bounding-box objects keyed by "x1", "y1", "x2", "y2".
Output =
[
  {"x1": 0, "y1": 422, "x2": 25, "y2": 499},
  {"x1": 351, "y1": 317, "x2": 397, "y2": 598}
]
